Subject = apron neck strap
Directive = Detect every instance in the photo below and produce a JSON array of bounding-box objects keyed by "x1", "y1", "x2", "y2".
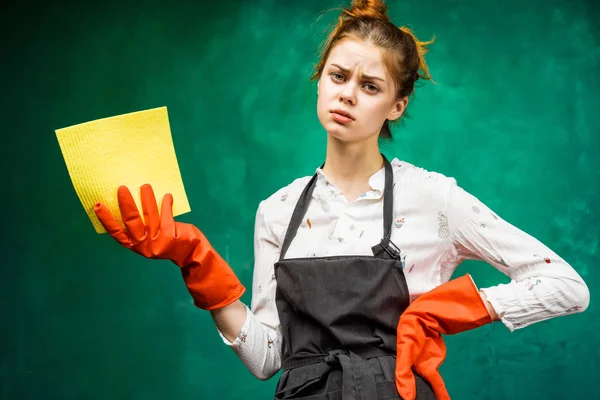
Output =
[{"x1": 279, "y1": 154, "x2": 394, "y2": 261}]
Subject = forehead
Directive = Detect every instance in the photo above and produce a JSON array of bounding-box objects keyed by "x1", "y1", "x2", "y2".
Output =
[{"x1": 326, "y1": 39, "x2": 387, "y2": 74}]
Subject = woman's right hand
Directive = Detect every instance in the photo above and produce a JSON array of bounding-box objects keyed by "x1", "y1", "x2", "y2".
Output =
[
  {"x1": 94, "y1": 183, "x2": 202, "y2": 267},
  {"x1": 94, "y1": 183, "x2": 246, "y2": 310}
]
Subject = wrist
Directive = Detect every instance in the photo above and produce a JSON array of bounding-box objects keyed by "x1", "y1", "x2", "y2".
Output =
[{"x1": 479, "y1": 290, "x2": 499, "y2": 321}]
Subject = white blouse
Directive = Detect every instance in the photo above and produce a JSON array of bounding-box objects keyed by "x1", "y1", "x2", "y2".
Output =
[{"x1": 217, "y1": 157, "x2": 589, "y2": 381}]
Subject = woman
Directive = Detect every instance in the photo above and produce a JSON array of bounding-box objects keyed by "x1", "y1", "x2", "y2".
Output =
[{"x1": 94, "y1": 0, "x2": 590, "y2": 399}]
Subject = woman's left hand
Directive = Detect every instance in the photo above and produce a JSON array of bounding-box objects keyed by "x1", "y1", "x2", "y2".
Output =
[{"x1": 395, "y1": 274, "x2": 494, "y2": 400}]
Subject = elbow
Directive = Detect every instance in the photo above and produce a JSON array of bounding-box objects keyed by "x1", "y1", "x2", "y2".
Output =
[
  {"x1": 574, "y1": 280, "x2": 590, "y2": 313},
  {"x1": 563, "y1": 275, "x2": 590, "y2": 314},
  {"x1": 252, "y1": 365, "x2": 280, "y2": 381},
  {"x1": 255, "y1": 372, "x2": 275, "y2": 381},
  {"x1": 248, "y1": 350, "x2": 282, "y2": 381}
]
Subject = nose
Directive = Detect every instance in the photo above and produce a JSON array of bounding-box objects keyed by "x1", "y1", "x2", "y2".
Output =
[{"x1": 339, "y1": 86, "x2": 356, "y2": 106}]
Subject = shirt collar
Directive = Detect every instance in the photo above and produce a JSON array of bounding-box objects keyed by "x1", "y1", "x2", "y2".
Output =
[{"x1": 314, "y1": 164, "x2": 385, "y2": 200}]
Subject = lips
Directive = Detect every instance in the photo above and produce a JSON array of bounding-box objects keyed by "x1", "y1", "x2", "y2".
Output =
[{"x1": 331, "y1": 109, "x2": 355, "y2": 120}]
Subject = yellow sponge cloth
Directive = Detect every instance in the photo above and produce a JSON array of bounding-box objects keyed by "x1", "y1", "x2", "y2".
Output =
[{"x1": 55, "y1": 106, "x2": 191, "y2": 234}]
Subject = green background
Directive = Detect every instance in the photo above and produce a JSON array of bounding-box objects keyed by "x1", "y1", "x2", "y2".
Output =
[{"x1": 2, "y1": 0, "x2": 598, "y2": 398}]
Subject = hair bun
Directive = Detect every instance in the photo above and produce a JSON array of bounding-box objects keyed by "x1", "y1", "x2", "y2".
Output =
[{"x1": 345, "y1": 0, "x2": 389, "y2": 21}]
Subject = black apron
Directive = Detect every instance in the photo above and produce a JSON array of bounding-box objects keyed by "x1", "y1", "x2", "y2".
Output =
[{"x1": 273, "y1": 155, "x2": 437, "y2": 400}]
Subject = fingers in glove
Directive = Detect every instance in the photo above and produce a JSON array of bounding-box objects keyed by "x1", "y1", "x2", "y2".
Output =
[
  {"x1": 395, "y1": 367, "x2": 417, "y2": 400},
  {"x1": 117, "y1": 185, "x2": 147, "y2": 243},
  {"x1": 419, "y1": 369, "x2": 450, "y2": 400},
  {"x1": 140, "y1": 184, "x2": 160, "y2": 239},
  {"x1": 159, "y1": 193, "x2": 176, "y2": 238},
  {"x1": 396, "y1": 349, "x2": 418, "y2": 400},
  {"x1": 414, "y1": 339, "x2": 450, "y2": 400},
  {"x1": 94, "y1": 203, "x2": 133, "y2": 247}
]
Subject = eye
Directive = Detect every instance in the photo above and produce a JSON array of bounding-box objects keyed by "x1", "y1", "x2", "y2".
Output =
[
  {"x1": 364, "y1": 83, "x2": 380, "y2": 93},
  {"x1": 330, "y1": 72, "x2": 345, "y2": 82}
]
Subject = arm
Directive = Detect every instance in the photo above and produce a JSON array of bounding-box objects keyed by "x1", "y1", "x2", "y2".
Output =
[
  {"x1": 479, "y1": 290, "x2": 499, "y2": 321},
  {"x1": 210, "y1": 301, "x2": 247, "y2": 343},
  {"x1": 213, "y1": 201, "x2": 283, "y2": 380},
  {"x1": 446, "y1": 180, "x2": 590, "y2": 331},
  {"x1": 95, "y1": 185, "x2": 283, "y2": 380}
]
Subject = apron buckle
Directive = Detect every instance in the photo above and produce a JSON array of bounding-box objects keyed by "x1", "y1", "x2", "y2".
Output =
[{"x1": 379, "y1": 237, "x2": 402, "y2": 260}]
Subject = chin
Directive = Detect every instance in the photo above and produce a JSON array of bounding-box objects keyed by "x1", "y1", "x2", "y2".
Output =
[
  {"x1": 324, "y1": 123, "x2": 352, "y2": 141},
  {"x1": 318, "y1": 112, "x2": 366, "y2": 142},
  {"x1": 325, "y1": 124, "x2": 379, "y2": 145}
]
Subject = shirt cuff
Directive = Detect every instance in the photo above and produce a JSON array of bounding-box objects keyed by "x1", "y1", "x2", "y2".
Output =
[{"x1": 480, "y1": 285, "x2": 516, "y2": 332}]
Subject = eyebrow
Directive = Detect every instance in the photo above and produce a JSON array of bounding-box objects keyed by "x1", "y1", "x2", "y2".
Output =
[{"x1": 330, "y1": 63, "x2": 386, "y2": 83}]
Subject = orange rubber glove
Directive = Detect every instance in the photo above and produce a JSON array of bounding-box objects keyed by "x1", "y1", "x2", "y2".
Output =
[
  {"x1": 395, "y1": 274, "x2": 493, "y2": 400},
  {"x1": 94, "y1": 184, "x2": 246, "y2": 310}
]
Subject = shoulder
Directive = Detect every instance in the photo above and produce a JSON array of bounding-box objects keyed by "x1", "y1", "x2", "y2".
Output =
[
  {"x1": 260, "y1": 175, "x2": 312, "y2": 208},
  {"x1": 255, "y1": 174, "x2": 313, "y2": 238},
  {"x1": 390, "y1": 157, "x2": 457, "y2": 186},
  {"x1": 389, "y1": 157, "x2": 458, "y2": 208}
]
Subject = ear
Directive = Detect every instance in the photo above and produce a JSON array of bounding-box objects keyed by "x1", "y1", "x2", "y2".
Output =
[
  {"x1": 317, "y1": 79, "x2": 320, "y2": 93},
  {"x1": 387, "y1": 96, "x2": 408, "y2": 122}
]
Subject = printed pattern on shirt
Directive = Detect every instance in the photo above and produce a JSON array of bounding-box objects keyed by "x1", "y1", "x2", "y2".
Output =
[
  {"x1": 437, "y1": 211, "x2": 450, "y2": 238},
  {"x1": 524, "y1": 278, "x2": 542, "y2": 290},
  {"x1": 395, "y1": 217, "x2": 405, "y2": 229},
  {"x1": 533, "y1": 253, "x2": 552, "y2": 264}
]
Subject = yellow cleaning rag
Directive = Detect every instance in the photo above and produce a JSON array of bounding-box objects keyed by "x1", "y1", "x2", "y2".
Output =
[{"x1": 55, "y1": 106, "x2": 191, "y2": 234}]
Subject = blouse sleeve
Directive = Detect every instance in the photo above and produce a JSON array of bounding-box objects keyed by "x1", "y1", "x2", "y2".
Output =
[
  {"x1": 446, "y1": 179, "x2": 590, "y2": 331},
  {"x1": 216, "y1": 200, "x2": 283, "y2": 380}
]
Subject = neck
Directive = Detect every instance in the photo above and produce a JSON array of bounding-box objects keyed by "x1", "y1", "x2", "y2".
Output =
[{"x1": 321, "y1": 135, "x2": 384, "y2": 200}]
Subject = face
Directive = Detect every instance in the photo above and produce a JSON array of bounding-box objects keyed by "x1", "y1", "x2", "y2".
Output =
[{"x1": 317, "y1": 39, "x2": 408, "y2": 143}]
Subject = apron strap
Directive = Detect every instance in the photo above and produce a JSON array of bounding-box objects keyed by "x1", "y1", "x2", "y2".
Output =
[
  {"x1": 382, "y1": 154, "x2": 394, "y2": 241},
  {"x1": 279, "y1": 154, "x2": 395, "y2": 261}
]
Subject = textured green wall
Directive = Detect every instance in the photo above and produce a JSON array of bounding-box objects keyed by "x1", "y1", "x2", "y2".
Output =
[{"x1": 2, "y1": 0, "x2": 598, "y2": 398}]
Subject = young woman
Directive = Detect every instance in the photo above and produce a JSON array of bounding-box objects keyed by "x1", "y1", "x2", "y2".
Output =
[{"x1": 94, "y1": 0, "x2": 590, "y2": 399}]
